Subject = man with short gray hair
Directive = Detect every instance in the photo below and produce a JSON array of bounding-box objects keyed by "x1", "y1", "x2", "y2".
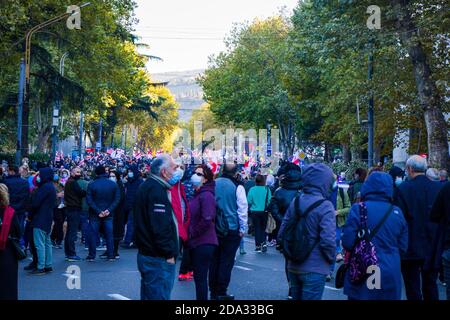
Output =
[
  {"x1": 394, "y1": 155, "x2": 444, "y2": 300},
  {"x1": 134, "y1": 154, "x2": 180, "y2": 300}
]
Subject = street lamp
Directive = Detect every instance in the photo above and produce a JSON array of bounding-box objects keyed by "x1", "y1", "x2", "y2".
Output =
[{"x1": 16, "y1": 2, "x2": 90, "y2": 164}]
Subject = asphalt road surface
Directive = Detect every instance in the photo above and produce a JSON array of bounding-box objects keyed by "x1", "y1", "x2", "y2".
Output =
[{"x1": 18, "y1": 236, "x2": 447, "y2": 300}]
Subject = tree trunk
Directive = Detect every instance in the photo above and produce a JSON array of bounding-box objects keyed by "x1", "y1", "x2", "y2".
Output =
[
  {"x1": 392, "y1": 0, "x2": 449, "y2": 170},
  {"x1": 342, "y1": 143, "x2": 351, "y2": 163}
]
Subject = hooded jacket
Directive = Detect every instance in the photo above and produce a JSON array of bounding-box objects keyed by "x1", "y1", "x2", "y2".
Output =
[
  {"x1": 279, "y1": 163, "x2": 336, "y2": 275},
  {"x1": 187, "y1": 181, "x2": 218, "y2": 249},
  {"x1": 342, "y1": 172, "x2": 408, "y2": 300},
  {"x1": 269, "y1": 169, "x2": 302, "y2": 223},
  {"x1": 30, "y1": 167, "x2": 56, "y2": 233},
  {"x1": 124, "y1": 166, "x2": 143, "y2": 211}
]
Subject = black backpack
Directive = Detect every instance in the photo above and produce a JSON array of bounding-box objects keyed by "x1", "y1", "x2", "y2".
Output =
[{"x1": 278, "y1": 196, "x2": 326, "y2": 263}]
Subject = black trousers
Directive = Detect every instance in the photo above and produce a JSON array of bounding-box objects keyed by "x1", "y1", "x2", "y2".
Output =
[
  {"x1": 209, "y1": 230, "x2": 241, "y2": 298},
  {"x1": 252, "y1": 212, "x2": 268, "y2": 247},
  {"x1": 179, "y1": 239, "x2": 193, "y2": 275},
  {"x1": 401, "y1": 259, "x2": 439, "y2": 300},
  {"x1": 51, "y1": 208, "x2": 65, "y2": 245},
  {"x1": 64, "y1": 208, "x2": 80, "y2": 257},
  {"x1": 25, "y1": 223, "x2": 37, "y2": 266},
  {"x1": 191, "y1": 244, "x2": 216, "y2": 300}
]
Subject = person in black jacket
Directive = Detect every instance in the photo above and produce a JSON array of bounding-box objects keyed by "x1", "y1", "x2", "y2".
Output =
[
  {"x1": 134, "y1": 154, "x2": 179, "y2": 300},
  {"x1": 269, "y1": 162, "x2": 301, "y2": 298},
  {"x1": 86, "y1": 165, "x2": 120, "y2": 261},
  {"x1": 0, "y1": 183, "x2": 22, "y2": 300},
  {"x1": 3, "y1": 165, "x2": 30, "y2": 241},
  {"x1": 30, "y1": 167, "x2": 56, "y2": 275},
  {"x1": 430, "y1": 181, "x2": 450, "y2": 300},
  {"x1": 394, "y1": 155, "x2": 443, "y2": 300},
  {"x1": 63, "y1": 167, "x2": 86, "y2": 261},
  {"x1": 122, "y1": 165, "x2": 143, "y2": 248}
]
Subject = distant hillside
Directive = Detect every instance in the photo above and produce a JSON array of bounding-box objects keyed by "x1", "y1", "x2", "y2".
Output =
[{"x1": 152, "y1": 69, "x2": 205, "y2": 122}]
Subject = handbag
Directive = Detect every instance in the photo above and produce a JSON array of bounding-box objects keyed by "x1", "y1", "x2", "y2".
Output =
[
  {"x1": 263, "y1": 187, "x2": 276, "y2": 233},
  {"x1": 8, "y1": 236, "x2": 27, "y2": 260},
  {"x1": 335, "y1": 203, "x2": 393, "y2": 288}
]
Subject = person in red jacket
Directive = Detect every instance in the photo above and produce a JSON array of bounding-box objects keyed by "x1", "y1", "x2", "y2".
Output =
[{"x1": 169, "y1": 164, "x2": 193, "y2": 281}]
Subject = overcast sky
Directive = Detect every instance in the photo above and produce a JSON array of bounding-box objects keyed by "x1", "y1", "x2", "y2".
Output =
[{"x1": 133, "y1": 0, "x2": 299, "y2": 74}]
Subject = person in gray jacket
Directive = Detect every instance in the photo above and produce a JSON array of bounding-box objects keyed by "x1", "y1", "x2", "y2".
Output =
[{"x1": 279, "y1": 163, "x2": 336, "y2": 300}]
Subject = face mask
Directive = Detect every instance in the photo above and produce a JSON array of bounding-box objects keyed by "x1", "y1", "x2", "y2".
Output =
[
  {"x1": 128, "y1": 172, "x2": 134, "y2": 179},
  {"x1": 168, "y1": 168, "x2": 184, "y2": 186},
  {"x1": 62, "y1": 173, "x2": 68, "y2": 178},
  {"x1": 395, "y1": 177, "x2": 403, "y2": 187},
  {"x1": 109, "y1": 177, "x2": 117, "y2": 183},
  {"x1": 190, "y1": 173, "x2": 203, "y2": 188},
  {"x1": 53, "y1": 174, "x2": 59, "y2": 182},
  {"x1": 36, "y1": 176, "x2": 41, "y2": 184}
]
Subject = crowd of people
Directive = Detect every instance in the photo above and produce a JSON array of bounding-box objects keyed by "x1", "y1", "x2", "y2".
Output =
[{"x1": 0, "y1": 151, "x2": 449, "y2": 301}]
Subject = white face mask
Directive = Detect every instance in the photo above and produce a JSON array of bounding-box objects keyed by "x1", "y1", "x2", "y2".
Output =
[
  {"x1": 109, "y1": 177, "x2": 117, "y2": 183},
  {"x1": 395, "y1": 177, "x2": 403, "y2": 187},
  {"x1": 190, "y1": 173, "x2": 203, "y2": 188}
]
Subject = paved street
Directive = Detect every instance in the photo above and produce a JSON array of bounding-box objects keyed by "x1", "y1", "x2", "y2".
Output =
[{"x1": 18, "y1": 235, "x2": 447, "y2": 300}]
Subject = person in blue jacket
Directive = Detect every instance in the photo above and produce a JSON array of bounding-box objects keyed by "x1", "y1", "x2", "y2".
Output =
[
  {"x1": 342, "y1": 172, "x2": 408, "y2": 300},
  {"x1": 86, "y1": 165, "x2": 120, "y2": 261},
  {"x1": 29, "y1": 167, "x2": 56, "y2": 275}
]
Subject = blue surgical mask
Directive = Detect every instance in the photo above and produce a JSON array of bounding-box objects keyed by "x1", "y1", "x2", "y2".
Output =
[
  {"x1": 168, "y1": 168, "x2": 184, "y2": 186},
  {"x1": 36, "y1": 176, "x2": 41, "y2": 183},
  {"x1": 53, "y1": 174, "x2": 59, "y2": 181},
  {"x1": 395, "y1": 177, "x2": 403, "y2": 187},
  {"x1": 128, "y1": 172, "x2": 134, "y2": 179}
]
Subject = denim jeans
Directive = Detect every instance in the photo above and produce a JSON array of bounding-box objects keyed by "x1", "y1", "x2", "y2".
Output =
[
  {"x1": 33, "y1": 228, "x2": 52, "y2": 270},
  {"x1": 137, "y1": 254, "x2": 176, "y2": 300},
  {"x1": 64, "y1": 208, "x2": 81, "y2": 257},
  {"x1": 442, "y1": 249, "x2": 450, "y2": 301},
  {"x1": 209, "y1": 230, "x2": 241, "y2": 298},
  {"x1": 124, "y1": 209, "x2": 134, "y2": 245},
  {"x1": 88, "y1": 217, "x2": 114, "y2": 259},
  {"x1": 288, "y1": 271, "x2": 326, "y2": 300},
  {"x1": 191, "y1": 244, "x2": 216, "y2": 300}
]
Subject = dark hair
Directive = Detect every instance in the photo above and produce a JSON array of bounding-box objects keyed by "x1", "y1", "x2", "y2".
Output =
[
  {"x1": 8, "y1": 165, "x2": 19, "y2": 174},
  {"x1": 367, "y1": 167, "x2": 383, "y2": 179},
  {"x1": 354, "y1": 168, "x2": 367, "y2": 181},
  {"x1": 95, "y1": 165, "x2": 106, "y2": 176},
  {"x1": 255, "y1": 174, "x2": 266, "y2": 186},
  {"x1": 196, "y1": 164, "x2": 214, "y2": 182},
  {"x1": 222, "y1": 163, "x2": 238, "y2": 176}
]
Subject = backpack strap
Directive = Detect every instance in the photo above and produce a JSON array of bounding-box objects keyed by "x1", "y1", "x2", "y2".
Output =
[{"x1": 295, "y1": 196, "x2": 326, "y2": 218}]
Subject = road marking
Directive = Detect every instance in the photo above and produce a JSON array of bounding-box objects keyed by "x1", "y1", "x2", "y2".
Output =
[
  {"x1": 234, "y1": 266, "x2": 252, "y2": 271},
  {"x1": 108, "y1": 294, "x2": 131, "y2": 300},
  {"x1": 325, "y1": 286, "x2": 342, "y2": 291}
]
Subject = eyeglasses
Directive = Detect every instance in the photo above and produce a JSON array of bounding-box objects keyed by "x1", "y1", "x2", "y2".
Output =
[{"x1": 194, "y1": 172, "x2": 204, "y2": 177}]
